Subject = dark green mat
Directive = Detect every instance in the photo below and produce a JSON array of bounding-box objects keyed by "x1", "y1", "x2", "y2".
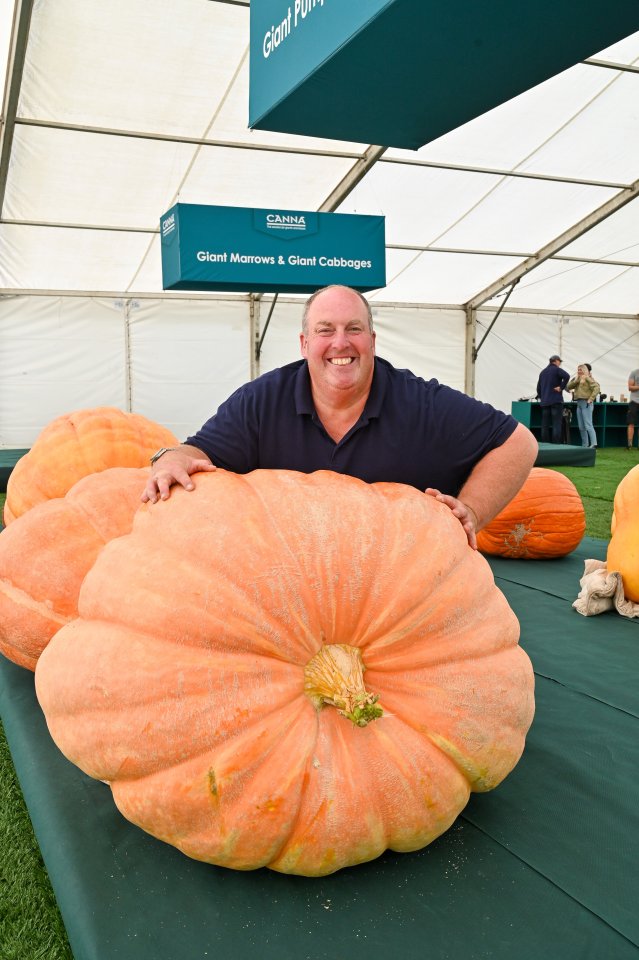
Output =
[
  {"x1": 1, "y1": 537, "x2": 638, "y2": 960},
  {"x1": 535, "y1": 443, "x2": 596, "y2": 466}
]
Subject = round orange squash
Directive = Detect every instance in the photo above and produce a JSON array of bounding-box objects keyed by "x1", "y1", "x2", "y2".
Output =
[
  {"x1": 0, "y1": 467, "x2": 149, "y2": 671},
  {"x1": 476, "y1": 467, "x2": 585, "y2": 559},
  {"x1": 607, "y1": 464, "x2": 639, "y2": 601},
  {"x1": 36, "y1": 469, "x2": 535, "y2": 877},
  {"x1": 4, "y1": 406, "x2": 177, "y2": 525}
]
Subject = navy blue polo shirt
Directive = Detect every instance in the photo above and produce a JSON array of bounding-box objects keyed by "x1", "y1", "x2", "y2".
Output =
[{"x1": 185, "y1": 357, "x2": 518, "y2": 496}]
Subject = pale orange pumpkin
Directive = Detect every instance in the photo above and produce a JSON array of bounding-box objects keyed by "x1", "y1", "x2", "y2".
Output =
[
  {"x1": 4, "y1": 406, "x2": 177, "y2": 525},
  {"x1": 607, "y1": 464, "x2": 639, "y2": 601},
  {"x1": 36, "y1": 469, "x2": 535, "y2": 877},
  {"x1": 476, "y1": 467, "x2": 585, "y2": 559},
  {"x1": 0, "y1": 467, "x2": 148, "y2": 670}
]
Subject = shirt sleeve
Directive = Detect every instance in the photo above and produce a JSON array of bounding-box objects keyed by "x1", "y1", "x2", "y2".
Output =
[
  {"x1": 425, "y1": 383, "x2": 519, "y2": 495},
  {"x1": 185, "y1": 385, "x2": 260, "y2": 473}
]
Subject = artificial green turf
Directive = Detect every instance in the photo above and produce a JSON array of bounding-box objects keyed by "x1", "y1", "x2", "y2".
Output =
[{"x1": 0, "y1": 448, "x2": 635, "y2": 955}]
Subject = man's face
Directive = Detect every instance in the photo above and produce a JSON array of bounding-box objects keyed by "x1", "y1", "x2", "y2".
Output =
[{"x1": 300, "y1": 288, "x2": 376, "y2": 398}]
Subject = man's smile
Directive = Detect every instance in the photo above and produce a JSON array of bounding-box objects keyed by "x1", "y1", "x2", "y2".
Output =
[{"x1": 328, "y1": 357, "x2": 355, "y2": 365}]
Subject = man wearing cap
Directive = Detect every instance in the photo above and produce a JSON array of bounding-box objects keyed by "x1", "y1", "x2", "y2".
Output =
[{"x1": 536, "y1": 355, "x2": 570, "y2": 443}]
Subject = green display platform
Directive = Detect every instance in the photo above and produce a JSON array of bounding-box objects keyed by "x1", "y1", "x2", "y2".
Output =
[
  {"x1": 0, "y1": 449, "x2": 28, "y2": 491},
  {"x1": 1, "y1": 538, "x2": 638, "y2": 960},
  {"x1": 512, "y1": 401, "x2": 629, "y2": 448},
  {"x1": 535, "y1": 442, "x2": 596, "y2": 466}
]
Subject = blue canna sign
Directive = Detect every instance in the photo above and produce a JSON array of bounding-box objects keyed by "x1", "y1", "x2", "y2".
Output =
[
  {"x1": 249, "y1": 0, "x2": 639, "y2": 149},
  {"x1": 160, "y1": 204, "x2": 386, "y2": 294}
]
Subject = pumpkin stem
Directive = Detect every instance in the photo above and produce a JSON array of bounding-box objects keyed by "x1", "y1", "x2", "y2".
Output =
[{"x1": 304, "y1": 644, "x2": 383, "y2": 727}]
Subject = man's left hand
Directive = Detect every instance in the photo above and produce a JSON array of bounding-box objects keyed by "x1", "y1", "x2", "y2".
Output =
[{"x1": 424, "y1": 489, "x2": 478, "y2": 550}]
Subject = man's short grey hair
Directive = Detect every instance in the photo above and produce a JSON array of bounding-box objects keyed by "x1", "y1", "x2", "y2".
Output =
[{"x1": 302, "y1": 285, "x2": 374, "y2": 335}]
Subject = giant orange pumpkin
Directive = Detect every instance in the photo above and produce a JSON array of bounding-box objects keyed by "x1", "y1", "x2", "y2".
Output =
[
  {"x1": 0, "y1": 467, "x2": 149, "y2": 671},
  {"x1": 607, "y1": 464, "x2": 639, "y2": 601},
  {"x1": 476, "y1": 467, "x2": 585, "y2": 559},
  {"x1": 36, "y1": 470, "x2": 535, "y2": 877},
  {"x1": 4, "y1": 406, "x2": 177, "y2": 525}
]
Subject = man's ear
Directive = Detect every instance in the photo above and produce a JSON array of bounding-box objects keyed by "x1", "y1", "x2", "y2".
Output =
[
  {"x1": 372, "y1": 330, "x2": 376, "y2": 353},
  {"x1": 299, "y1": 332, "x2": 308, "y2": 357}
]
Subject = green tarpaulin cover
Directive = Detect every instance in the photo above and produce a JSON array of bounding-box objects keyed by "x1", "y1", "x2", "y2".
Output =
[
  {"x1": 1, "y1": 537, "x2": 638, "y2": 960},
  {"x1": 535, "y1": 443, "x2": 596, "y2": 467}
]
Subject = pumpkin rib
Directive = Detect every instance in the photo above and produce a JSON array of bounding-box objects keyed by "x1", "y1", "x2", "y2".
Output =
[
  {"x1": 0, "y1": 467, "x2": 150, "y2": 670},
  {"x1": 37, "y1": 620, "x2": 306, "y2": 780},
  {"x1": 111, "y1": 698, "x2": 319, "y2": 869},
  {"x1": 364, "y1": 574, "x2": 519, "y2": 672},
  {"x1": 367, "y1": 648, "x2": 533, "y2": 792},
  {"x1": 340, "y1": 492, "x2": 470, "y2": 653},
  {"x1": 364, "y1": 716, "x2": 471, "y2": 852},
  {"x1": 236, "y1": 471, "x2": 473, "y2": 660},
  {"x1": 76, "y1": 534, "x2": 320, "y2": 663}
]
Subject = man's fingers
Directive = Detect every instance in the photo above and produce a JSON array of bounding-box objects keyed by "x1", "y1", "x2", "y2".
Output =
[
  {"x1": 424, "y1": 489, "x2": 477, "y2": 550},
  {"x1": 189, "y1": 459, "x2": 216, "y2": 473},
  {"x1": 140, "y1": 458, "x2": 216, "y2": 503}
]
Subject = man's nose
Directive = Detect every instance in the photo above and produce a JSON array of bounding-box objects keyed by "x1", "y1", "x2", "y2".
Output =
[{"x1": 331, "y1": 328, "x2": 350, "y2": 349}]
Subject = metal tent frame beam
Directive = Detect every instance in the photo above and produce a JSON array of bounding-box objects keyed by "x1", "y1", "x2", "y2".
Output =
[
  {"x1": 465, "y1": 176, "x2": 639, "y2": 311},
  {"x1": 12, "y1": 117, "x2": 633, "y2": 192},
  {"x1": 0, "y1": 0, "x2": 35, "y2": 218}
]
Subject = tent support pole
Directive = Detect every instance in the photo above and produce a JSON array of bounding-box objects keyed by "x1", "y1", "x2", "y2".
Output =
[
  {"x1": 250, "y1": 295, "x2": 260, "y2": 380},
  {"x1": 123, "y1": 299, "x2": 133, "y2": 412},
  {"x1": 0, "y1": 0, "x2": 35, "y2": 218},
  {"x1": 465, "y1": 306, "x2": 476, "y2": 397},
  {"x1": 255, "y1": 294, "x2": 279, "y2": 363}
]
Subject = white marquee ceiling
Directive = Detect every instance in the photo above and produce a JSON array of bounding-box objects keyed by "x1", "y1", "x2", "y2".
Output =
[{"x1": 1, "y1": 0, "x2": 638, "y2": 315}]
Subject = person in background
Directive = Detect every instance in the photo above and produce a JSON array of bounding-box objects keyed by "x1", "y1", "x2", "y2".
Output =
[
  {"x1": 567, "y1": 363, "x2": 599, "y2": 448},
  {"x1": 536, "y1": 355, "x2": 570, "y2": 444},
  {"x1": 142, "y1": 285, "x2": 537, "y2": 549},
  {"x1": 627, "y1": 368, "x2": 639, "y2": 449}
]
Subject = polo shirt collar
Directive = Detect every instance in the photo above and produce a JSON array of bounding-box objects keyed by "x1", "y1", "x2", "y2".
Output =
[{"x1": 294, "y1": 357, "x2": 388, "y2": 421}]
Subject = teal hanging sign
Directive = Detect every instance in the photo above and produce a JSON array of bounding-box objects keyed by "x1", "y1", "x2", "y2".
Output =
[
  {"x1": 249, "y1": 0, "x2": 639, "y2": 149},
  {"x1": 160, "y1": 204, "x2": 386, "y2": 293}
]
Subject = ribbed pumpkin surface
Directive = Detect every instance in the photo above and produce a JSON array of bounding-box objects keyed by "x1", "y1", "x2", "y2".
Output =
[
  {"x1": 0, "y1": 467, "x2": 149, "y2": 670},
  {"x1": 4, "y1": 406, "x2": 177, "y2": 524},
  {"x1": 36, "y1": 469, "x2": 535, "y2": 877},
  {"x1": 476, "y1": 467, "x2": 585, "y2": 559},
  {"x1": 607, "y1": 464, "x2": 639, "y2": 601}
]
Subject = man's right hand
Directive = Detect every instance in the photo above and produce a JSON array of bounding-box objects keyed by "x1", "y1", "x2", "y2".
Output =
[{"x1": 141, "y1": 445, "x2": 216, "y2": 503}]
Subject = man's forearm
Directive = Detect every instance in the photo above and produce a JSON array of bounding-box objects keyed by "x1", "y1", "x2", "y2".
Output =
[{"x1": 457, "y1": 424, "x2": 538, "y2": 530}]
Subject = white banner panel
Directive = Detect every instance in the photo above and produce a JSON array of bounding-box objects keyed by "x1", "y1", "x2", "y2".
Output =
[
  {"x1": 0, "y1": 296, "x2": 127, "y2": 446},
  {"x1": 127, "y1": 297, "x2": 251, "y2": 441}
]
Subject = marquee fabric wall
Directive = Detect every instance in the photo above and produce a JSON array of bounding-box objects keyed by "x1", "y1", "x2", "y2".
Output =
[{"x1": 2, "y1": 293, "x2": 636, "y2": 448}]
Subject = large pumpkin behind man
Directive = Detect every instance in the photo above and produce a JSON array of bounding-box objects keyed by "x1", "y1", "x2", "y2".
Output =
[
  {"x1": 36, "y1": 469, "x2": 535, "y2": 876},
  {"x1": 4, "y1": 406, "x2": 177, "y2": 524}
]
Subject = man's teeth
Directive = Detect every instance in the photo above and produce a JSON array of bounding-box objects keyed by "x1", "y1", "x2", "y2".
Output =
[{"x1": 330, "y1": 357, "x2": 354, "y2": 365}]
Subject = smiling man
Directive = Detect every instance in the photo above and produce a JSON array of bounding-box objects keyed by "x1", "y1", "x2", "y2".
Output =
[{"x1": 143, "y1": 285, "x2": 537, "y2": 547}]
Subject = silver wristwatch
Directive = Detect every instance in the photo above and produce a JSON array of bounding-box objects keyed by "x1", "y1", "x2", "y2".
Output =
[{"x1": 149, "y1": 447, "x2": 178, "y2": 464}]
